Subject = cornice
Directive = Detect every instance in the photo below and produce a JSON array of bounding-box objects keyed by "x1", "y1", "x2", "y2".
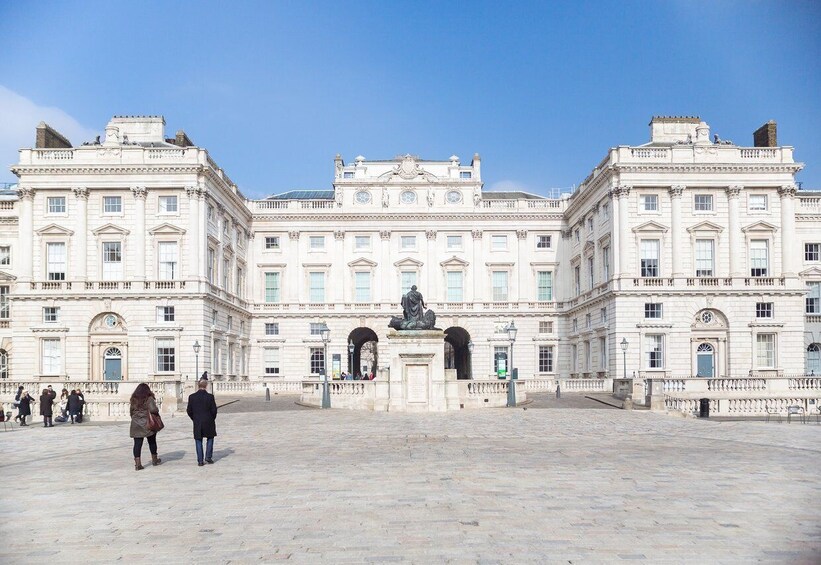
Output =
[
  {"x1": 12, "y1": 165, "x2": 201, "y2": 175},
  {"x1": 250, "y1": 213, "x2": 564, "y2": 222},
  {"x1": 613, "y1": 163, "x2": 804, "y2": 174}
]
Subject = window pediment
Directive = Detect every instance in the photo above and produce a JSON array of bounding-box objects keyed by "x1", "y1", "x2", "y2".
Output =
[
  {"x1": 686, "y1": 221, "x2": 724, "y2": 234},
  {"x1": 0, "y1": 270, "x2": 16, "y2": 281},
  {"x1": 799, "y1": 266, "x2": 821, "y2": 277},
  {"x1": 302, "y1": 262, "x2": 331, "y2": 268},
  {"x1": 148, "y1": 223, "x2": 186, "y2": 236},
  {"x1": 394, "y1": 257, "x2": 423, "y2": 268},
  {"x1": 36, "y1": 223, "x2": 74, "y2": 236},
  {"x1": 632, "y1": 220, "x2": 669, "y2": 234},
  {"x1": 583, "y1": 241, "x2": 595, "y2": 254},
  {"x1": 348, "y1": 258, "x2": 378, "y2": 268},
  {"x1": 92, "y1": 223, "x2": 129, "y2": 236},
  {"x1": 440, "y1": 256, "x2": 469, "y2": 268},
  {"x1": 741, "y1": 220, "x2": 778, "y2": 233}
]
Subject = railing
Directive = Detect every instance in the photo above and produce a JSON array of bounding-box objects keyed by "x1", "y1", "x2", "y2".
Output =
[
  {"x1": 740, "y1": 148, "x2": 778, "y2": 159},
  {"x1": 299, "y1": 200, "x2": 334, "y2": 209},
  {"x1": 526, "y1": 200, "x2": 562, "y2": 209},
  {"x1": 630, "y1": 148, "x2": 669, "y2": 159},
  {"x1": 798, "y1": 196, "x2": 821, "y2": 213},
  {"x1": 482, "y1": 200, "x2": 516, "y2": 209},
  {"x1": 254, "y1": 200, "x2": 289, "y2": 210},
  {"x1": 147, "y1": 148, "x2": 185, "y2": 159},
  {"x1": 0, "y1": 201, "x2": 14, "y2": 210},
  {"x1": 466, "y1": 380, "x2": 508, "y2": 396},
  {"x1": 33, "y1": 149, "x2": 74, "y2": 160}
]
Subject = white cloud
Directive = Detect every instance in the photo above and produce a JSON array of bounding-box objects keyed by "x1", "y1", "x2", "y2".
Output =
[{"x1": 0, "y1": 85, "x2": 97, "y2": 182}]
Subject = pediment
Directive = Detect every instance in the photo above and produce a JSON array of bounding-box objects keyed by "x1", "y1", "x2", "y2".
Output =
[
  {"x1": 440, "y1": 256, "x2": 469, "y2": 267},
  {"x1": 148, "y1": 222, "x2": 186, "y2": 236},
  {"x1": 583, "y1": 241, "x2": 595, "y2": 254},
  {"x1": 686, "y1": 220, "x2": 724, "y2": 234},
  {"x1": 632, "y1": 220, "x2": 669, "y2": 233},
  {"x1": 92, "y1": 223, "x2": 129, "y2": 236},
  {"x1": 348, "y1": 258, "x2": 378, "y2": 268},
  {"x1": 741, "y1": 220, "x2": 778, "y2": 233},
  {"x1": 799, "y1": 266, "x2": 821, "y2": 277},
  {"x1": 394, "y1": 257, "x2": 424, "y2": 268},
  {"x1": 0, "y1": 270, "x2": 17, "y2": 281},
  {"x1": 35, "y1": 223, "x2": 74, "y2": 236}
]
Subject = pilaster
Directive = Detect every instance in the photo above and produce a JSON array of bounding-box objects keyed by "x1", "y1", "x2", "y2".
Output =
[
  {"x1": 726, "y1": 185, "x2": 743, "y2": 277},
  {"x1": 72, "y1": 187, "x2": 89, "y2": 280},
  {"x1": 16, "y1": 186, "x2": 34, "y2": 281},
  {"x1": 131, "y1": 186, "x2": 147, "y2": 280},
  {"x1": 669, "y1": 185, "x2": 684, "y2": 277},
  {"x1": 778, "y1": 184, "x2": 797, "y2": 277}
]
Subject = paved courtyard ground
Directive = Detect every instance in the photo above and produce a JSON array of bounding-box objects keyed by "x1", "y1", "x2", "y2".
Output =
[{"x1": 1, "y1": 395, "x2": 819, "y2": 564}]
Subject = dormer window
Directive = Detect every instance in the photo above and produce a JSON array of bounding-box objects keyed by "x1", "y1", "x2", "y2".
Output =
[
  {"x1": 343, "y1": 171, "x2": 354, "y2": 179},
  {"x1": 459, "y1": 171, "x2": 472, "y2": 179}
]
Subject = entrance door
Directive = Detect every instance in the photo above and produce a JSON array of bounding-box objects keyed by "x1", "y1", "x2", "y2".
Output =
[
  {"x1": 104, "y1": 347, "x2": 122, "y2": 381},
  {"x1": 696, "y1": 343, "x2": 714, "y2": 377}
]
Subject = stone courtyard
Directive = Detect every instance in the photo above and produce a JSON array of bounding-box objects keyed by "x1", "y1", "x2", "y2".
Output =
[{"x1": 1, "y1": 395, "x2": 819, "y2": 563}]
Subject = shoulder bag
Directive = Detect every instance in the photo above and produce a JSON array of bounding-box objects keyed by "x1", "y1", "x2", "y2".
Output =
[{"x1": 147, "y1": 411, "x2": 165, "y2": 433}]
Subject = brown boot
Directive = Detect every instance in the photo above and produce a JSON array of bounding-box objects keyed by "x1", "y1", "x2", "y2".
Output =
[
  {"x1": 134, "y1": 457, "x2": 144, "y2": 471},
  {"x1": 151, "y1": 454, "x2": 162, "y2": 466}
]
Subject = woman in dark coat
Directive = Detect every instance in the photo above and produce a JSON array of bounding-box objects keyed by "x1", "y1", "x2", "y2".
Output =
[
  {"x1": 39, "y1": 388, "x2": 55, "y2": 427},
  {"x1": 17, "y1": 390, "x2": 34, "y2": 426},
  {"x1": 66, "y1": 390, "x2": 82, "y2": 424},
  {"x1": 13, "y1": 385, "x2": 23, "y2": 422},
  {"x1": 129, "y1": 383, "x2": 162, "y2": 470}
]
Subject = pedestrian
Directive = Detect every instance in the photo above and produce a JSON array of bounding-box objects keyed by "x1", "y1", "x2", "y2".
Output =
[
  {"x1": 58, "y1": 388, "x2": 69, "y2": 420},
  {"x1": 13, "y1": 385, "x2": 23, "y2": 422},
  {"x1": 129, "y1": 383, "x2": 162, "y2": 470},
  {"x1": 556, "y1": 382, "x2": 561, "y2": 399},
  {"x1": 186, "y1": 379, "x2": 218, "y2": 467},
  {"x1": 76, "y1": 389, "x2": 86, "y2": 422},
  {"x1": 17, "y1": 389, "x2": 34, "y2": 426},
  {"x1": 66, "y1": 390, "x2": 82, "y2": 424},
  {"x1": 201, "y1": 371, "x2": 208, "y2": 380},
  {"x1": 40, "y1": 387, "x2": 56, "y2": 427}
]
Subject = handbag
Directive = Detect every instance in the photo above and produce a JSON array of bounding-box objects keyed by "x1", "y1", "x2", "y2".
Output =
[{"x1": 147, "y1": 411, "x2": 164, "y2": 433}]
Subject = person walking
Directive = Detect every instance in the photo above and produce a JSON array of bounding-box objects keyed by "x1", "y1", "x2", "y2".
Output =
[
  {"x1": 187, "y1": 379, "x2": 218, "y2": 467},
  {"x1": 76, "y1": 389, "x2": 86, "y2": 423},
  {"x1": 39, "y1": 387, "x2": 56, "y2": 427},
  {"x1": 66, "y1": 390, "x2": 82, "y2": 424},
  {"x1": 129, "y1": 383, "x2": 162, "y2": 470},
  {"x1": 17, "y1": 389, "x2": 34, "y2": 426},
  {"x1": 13, "y1": 385, "x2": 23, "y2": 422},
  {"x1": 556, "y1": 382, "x2": 561, "y2": 399}
]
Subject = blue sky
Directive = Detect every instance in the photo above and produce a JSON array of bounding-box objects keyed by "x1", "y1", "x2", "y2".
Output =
[{"x1": 1, "y1": 1, "x2": 819, "y2": 198}]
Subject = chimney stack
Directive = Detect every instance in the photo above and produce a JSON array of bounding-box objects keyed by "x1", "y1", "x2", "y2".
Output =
[
  {"x1": 753, "y1": 120, "x2": 777, "y2": 147},
  {"x1": 35, "y1": 122, "x2": 72, "y2": 148}
]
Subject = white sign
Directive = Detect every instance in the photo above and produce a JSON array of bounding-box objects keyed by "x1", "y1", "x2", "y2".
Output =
[{"x1": 406, "y1": 364, "x2": 428, "y2": 403}]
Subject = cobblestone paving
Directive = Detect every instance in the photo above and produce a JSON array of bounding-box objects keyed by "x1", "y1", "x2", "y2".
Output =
[{"x1": 1, "y1": 403, "x2": 819, "y2": 563}]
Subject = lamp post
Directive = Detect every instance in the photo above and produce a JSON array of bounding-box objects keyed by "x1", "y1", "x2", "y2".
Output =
[
  {"x1": 193, "y1": 340, "x2": 201, "y2": 382},
  {"x1": 467, "y1": 340, "x2": 474, "y2": 380},
  {"x1": 506, "y1": 321, "x2": 518, "y2": 407},
  {"x1": 620, "y1": 338, "x2": 628, "y2": 380},
  {"x1": 348, "y1": 339, "x2": 354, "y2": 375},
  {"x1": 320, "y1": 322, "x2": 331, "y2": 409}
]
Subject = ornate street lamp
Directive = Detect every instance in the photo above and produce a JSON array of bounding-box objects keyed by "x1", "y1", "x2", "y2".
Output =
[
  {"x1": 467, "y1": 340, "x2": 474, "y2": 380},
  {"x1": 620, "y1": 338, "x2": 628, "y2": 380},
  {"x1": 193, "y1": 340, "x2": 201, "y2": 383},
  {"x1": 348, "y1": 339, "x2": 355, "y2": 375},
  {"x1": 506, "y1": 321, "x2": 518, "y2": 407},
  {"x1": 320, "y1": 322, "x2": 331, "y2": 409}
]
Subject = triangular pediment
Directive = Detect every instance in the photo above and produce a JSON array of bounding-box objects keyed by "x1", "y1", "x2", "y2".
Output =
[
  {"x1": 687, "y1": 220, "x2": 724, "y2": 234},
  {"x1": 148, "y1": 222, "x2": 186, "y2": 236},
  {"x1": 440, "y1": 256, "x2": 469, "y2": 267},
  {"x1": 35, "y1": 223, "x2": 74, "y2": 236},
  {"x1": 394, "y1": 257, "x2": 424, "y2": 268},
  {"x1": 348, "y1": 258, "x2": 378, "y2": 268},
  {"x1": 583, "y1": 241, "x2": 595, "y2": 254},
  {"x1": 741, "y1": 220, "x2": 778, "y2": 233},
  {"x1": 632, "y1": 220, "x2": 669, "y2": 233},
  {"x1": 799, "y1": 266, "x2": 821, "y2": 277},
  {"x1": 0, "y1": 270, "x2": 17, "y2": 281},
  {"x1": 92, "y1": 223, "x2": 129, "y2": 236}
]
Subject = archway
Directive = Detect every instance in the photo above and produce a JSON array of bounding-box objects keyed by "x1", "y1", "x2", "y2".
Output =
[
  {"x1": 89, "y1": 312, "x2": 128, "y2": 380},
  {"x1": 347, "y1": 327, "x2": 378, "y2": 378},
  {"x1": 444, "y1": 326, "x2": 472, "y2": 380}
]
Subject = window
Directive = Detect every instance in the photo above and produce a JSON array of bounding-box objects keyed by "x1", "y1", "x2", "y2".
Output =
[
  {"x1": 309, "y1": 323, "x2": 325, "y2": 335},
  {"x1": 265, "y1": 236, "x2": 280, "y2": 250},
  {"x1": 103, "y1": 196, "x2": 122, "y2": 213},
  {"x1": 42, "y1": 338, "x2": 61, "y2": 375},
  {"x1": 805, "y1": 243, "x2": 820, "y2": 262},
  {"x1": 227, "y1": 316, "x2": 233, "y2": 331},
  {"x1": 695, "y1": 239, "x2": 714, "y2": 277},
  {"x1": 460, "y1": 171, "x2": 472, "y2": 179},
  {"x1": 491, "y1": 235, "x2": 508, "y2": 251},
  {"x1": 0, "y1": 246, "x2": 8, "y2": 266},
  {"x1": 536, "y1": 235, "x2": 551, "y2": 249},
  {"x1": 156, "y1": 338, "x2": 176, "y2": 372},
  {"x1": 207, "y1": 205, "x2": 214, "y2": 221},
  {"x1": 264, "y1": 348, "x2": 280, "y2": 375},
  {"x1": 600, "y1": 307, "x2": 607, "y2": 323},
  {"x1": 694, "y1": 194, "x2": 713, "y2": 211},
  {"x1": 756, "y1": 333, "x2": 775, "y2": 368},
  {"x1": 646, "y1": 335, "x2": 663, "y2": 369},
  {"x1": 587, "y1": 218, "x2": 593, "y2": 232},
  {"x1": 640, "y1": 239, "x2": 660, "y2": 277},
  {"x1": 236, "y1": 267, "x2": 244, "y2": 297},
  {"x1": 494, "y1": 346, "x2": 509, "y2": 375},
  {"x1": 538, "y1": 346, "x2": 554, "y2": 373},
  {"x1": 222, "y1": 258, "x2": 230, "y2": 289},
  {"x1": 400, "y1": 271, "x2": 416, "y2": 294},
  {"x1": 354, "y1": 236, "x2": 371, "y2": 251},
  {"x1": 156, "y1": 306, "x2": 175, "y2": 323},
  {"x1": 572, "y1": 318, "x2": 578, "y2": 332},
  {"x1": 536, "y1": 271, "x2": 553, "y2": 301},
  {"x1": 355, "y1": 271, "x2": 371, "y2": 302},
  {"x1": 264, "y1": 272, "x2": 280, "y2": 303},
  {"x1": 749, "y1": 194, "x2": 768, "y2": 211},
  {"x1": 756, "y1": 302, "x2": 773, "y2": 318},
  {"x1": 644, "y1": 303, "x2": 663, "y2": 319},
  {"x1": 158, "y1": 195, "x2": 178, "y2": 213},
  {"x1": 447, "y1": 235, "x2": 463, "y2": 250},
  {"x1": 587, "y1": 257, "x2": 594, "y2": 288},
  {"x1": 602, "y1": 246, "x2": 610, "y2": 280},
  {"x1": 102, "y1": 242, "x2": 122, "y2": 280},
  {"x1": 309, "y1": 272, "x2": 325, "y2": 302},
  {"x1": 491, "y1": 271, "x2": 508, "y2": 301},
  {"x1": 223, "y1": 219, "x2": 230, "y2": 236},
  {"x1": 599, "y1": 337, "x2": 607, "y2": 369},
  {"x1": 47, "y1": 196, "x2": 66, "y2": 214},
  {"x1": 43, "y1": 307, "x2": 59, "y2": 323},
  {"x1": 212, "y1": 309, "x2": 218, "y2": 326},
  {"x1": 0, "y1": 349, "x2": 6, "y2": 379},
  {"x1": 310, "y1": 347, "x2": 325, "y2": 374},
  {"x1": 400, "y1": 236, "x2": 416, "y2": 250},
  {"x1": 446, "y1": 271, "x2": 463, "y2": 302},
  {"x1": 539, "y1": 321, "x2": 553, "y2": 334},
  {"x1": 309, "y1": 236, "x2": 325, "y2": 250},
  {"x1": 47, "y1": 242, "x2": 66, "y2": 280},
  {"x1": 157, "y1": 242, "x2": 178, "y2": 280},
  {"x1": 574, "y1": 229, "x2": 580, "y2": 242},
  {"x1": 585, "y1": 313, "x2": 591, "y2": 329},
  {"x1": 0, "y1": 286, "x2": 8, "y2": 319},
  {"x1": 343, "y1": 171, "x2": 354, "y2": 179},
  {"x1": 574, "y1": 265, "x2": 580, "y2": 295},
  {"x1": 602, "y1": 203, "x2": 609, "y2": 219},
  {"x1": 265, "y1": 323, "x2": 279, "y2": 335},
  {"x1": 750, "y1": 240, "x2": 769, "y2": 277},
  {"x1": 808, "y1": 344, "x2": 821, "y2": 375},
  {"x1": 207, "y1": 248, "x2": 216, "y2": 283},
  {"x1": 641, "y1": 194, "x2": 658, "y2": 211},
  {"x1": 807, "y1": 282, "x2": 821, "y2": 314}
]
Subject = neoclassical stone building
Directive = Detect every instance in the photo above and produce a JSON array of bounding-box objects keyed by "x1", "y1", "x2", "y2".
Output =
[{"x1": 1, "y1": 115, "x2": 819, "y2": 386}]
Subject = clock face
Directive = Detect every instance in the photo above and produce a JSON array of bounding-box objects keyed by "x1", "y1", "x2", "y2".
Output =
[
  {"x1": 401, "y1": 190, "x2": 416, "y2": 204},
  {"x1": 355, "y1": 191, "x2": 371, "y2": 204},
  {"x1": 104, "y1": 314, "x2": 117, "y2": 328},
  {"x1": 446, "y1": 190, "x2": 462, "y2": 204}
]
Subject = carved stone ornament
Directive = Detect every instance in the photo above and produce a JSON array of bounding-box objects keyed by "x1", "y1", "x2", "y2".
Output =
[
  {"x1": 725, "y1": 185, "x2": 743, "y2": 198},
  {"x1": 425, "y1": 230, "x2": 437, "y2": 240},
  {"x1": 185, "y1": 185, "x2": 198, "y2": 198},
  {"x1": 334, "y1": 188, "x2": 343, "y2": 207},
  {"x1": 471, "y1": 230, "x2": 483, "y2": 240},
  {"x1": 473, "y1": 188, "x2": 482, "y2": 206},
  {"x1": 216, "y1": 203, "x2": 226, "y2": 214},
  {"x1": 334, "y1": 230, "x2": 345, "y2": 240},
  {"x1": 778, "y1": 184, "x2": 797, "y2": 198},
  {"x1": 393, "y1": 155, "x2": 424, "y2": 180},
  {"x1": 288, "y1": 230, "x2": 300, "y2": 240},
  {"x1": 16, "y1": 186, "x2": 35, "y2": 200},
  {"x1": 382, "y1": 191, "x2": 389, "y2": 208},
  {"x1": 131, "y1": 186, "x2": 147, "y2": 199},
  {"x1": 668, "y1": 185, "x2": 685, "y2": 197},
  {"x1": 427, "y1": 188, "x2": 434, "y2": 207},
  {"x1": 380, "y1": 230, "x2": 391, "y2": 240},
  {"x1": 72, "y1": 186, "x2": 89, "y2": 200},
  {"x1": 516, "y1": 229, "x2": 528, "y2": 240}
]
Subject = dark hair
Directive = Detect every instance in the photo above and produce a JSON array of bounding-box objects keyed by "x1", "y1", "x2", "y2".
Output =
[{"x1": 130, "y1": 383, "x2": 155, "y2": 409}]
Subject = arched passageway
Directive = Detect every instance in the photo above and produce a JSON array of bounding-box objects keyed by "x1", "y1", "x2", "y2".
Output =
[
  {"x1": 444, "y1": 326, "x2": 472, "y2": 379},
  {"x1": 347, "y1": 327, "x2": 378, "y2": 378}
]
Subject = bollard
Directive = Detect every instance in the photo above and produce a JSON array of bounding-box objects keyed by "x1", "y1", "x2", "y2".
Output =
[{"x1": 265, "y1": 386, "x2": 271, "y2": 402}]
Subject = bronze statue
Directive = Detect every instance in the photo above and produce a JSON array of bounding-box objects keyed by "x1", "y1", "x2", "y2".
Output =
[{"x1": 389, "y1": 285, "x2": 437, "y2": 330}]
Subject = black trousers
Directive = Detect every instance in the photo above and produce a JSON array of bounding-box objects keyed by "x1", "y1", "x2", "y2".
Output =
[{"x1": 133, "y1": 435, "x2": 158, "y2": 457}]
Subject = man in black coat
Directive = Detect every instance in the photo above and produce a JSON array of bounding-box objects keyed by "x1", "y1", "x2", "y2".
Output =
[{"x1": 186, "y1": 379, "x2": 218, "y2": 466}]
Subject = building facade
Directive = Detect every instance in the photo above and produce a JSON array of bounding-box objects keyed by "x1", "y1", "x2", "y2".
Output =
[{"x1": 1, "y1": 115, "x2": 819, "y2": 387}]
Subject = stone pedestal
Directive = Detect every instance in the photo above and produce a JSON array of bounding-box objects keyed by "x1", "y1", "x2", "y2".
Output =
[{"x1": 385, "y1": 329, "x2": 458, "y2": 412}]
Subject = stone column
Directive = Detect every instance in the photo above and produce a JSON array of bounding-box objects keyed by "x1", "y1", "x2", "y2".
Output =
[
  {"x1": 778, "y1": 184, "x2": 797, "y2": 277},
  {"x1": 380, "y1": 230, "x2": 391, "y2": 303},
  {"x1": 72, "y1": 187, "x2": 89, "y2": 280},
  {"x1": 609, "y1": 190, "x2": 620, "y2": 279},
  {"x1": 426, "y1": 230, "x2": 437, "y2": 300},
  {"x1": 617, "y1": 186, "x2": 631, "y2": 277},
  {"x1": 198, "y1": 187, "x2": 208, "y2": 281},
  {"x1": 471, "y1": 230, "x2": 482, "y2": 301},
  {"x1": 334, "y1": 230, "x2": 345, "y2": 302},
  {"x1": 185, "y1": 186, "x2": 200, "y2": 280},
  {"x1": 289, "y1": 230, "x2": 300, "y2": 303},
  {"x1": 246, "y1": 231, "x2": 255, "y2": 300},
  {"x1": 16, "y1": 187, "x2": 34, "y2": 282},
  {"x1": 669, "y1": 185, "x2": 684, "y2": 277},
  {"x1": 726, "y1": 185, "x2": 742, "y2": 277},
  {"x1": 516, "y1": 229, "x2": 527, "y2": 301},
  {"x1": 131, "y1": 186, "x2": 147, "y2": 280}
]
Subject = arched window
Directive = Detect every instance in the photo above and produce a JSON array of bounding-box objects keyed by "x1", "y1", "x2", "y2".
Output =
[
  {"x1": 0, "y1": 349, "x2": 7, "y2": 379},
  {"x1": 808, "y1": 344, "x2": 821, "y2": 375},
  {"x1": 697, "y1": 343, "x2": 714, "y2": 353},
  {"x1": 104, "y1": 347, "x2": 122, "y2": 359}
]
